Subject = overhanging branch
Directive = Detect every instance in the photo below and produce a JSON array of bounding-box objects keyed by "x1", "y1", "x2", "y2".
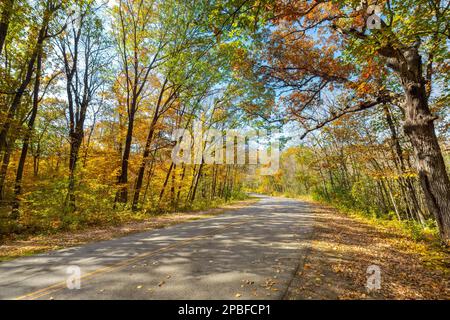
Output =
[{"x1": 300, "y1": 94, "x2": 391, "y2": 139}]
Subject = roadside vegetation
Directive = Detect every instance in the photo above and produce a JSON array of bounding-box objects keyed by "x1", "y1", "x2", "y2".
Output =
[
  {"x1": 0, "y1": 0, "x2": 258, "y2": 241},
  {"x1": 0, "y1": 195, "x2": 255, "y2": 262},
  {"x1": 251, "y1": 133, "x2": 448, "y2": 246}
]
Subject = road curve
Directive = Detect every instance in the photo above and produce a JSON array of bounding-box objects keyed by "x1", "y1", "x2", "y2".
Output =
[{"x1": 0, "y1": 195, "x2": 316, "y2": 300}]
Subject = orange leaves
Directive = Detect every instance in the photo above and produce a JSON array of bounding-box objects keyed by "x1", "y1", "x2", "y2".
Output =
[
  {"x1": 356, "y1": 81, "x2": 373, "y2": 95},
  {"x1": 360, "y1": 58, "x2": 384, "y2": 80},
  {"x1": 352, "y1": 14, "x2": 366, "y2": 30},
  {"x1": 273, "y1": 0, "x2": 342, "y2": 25}
]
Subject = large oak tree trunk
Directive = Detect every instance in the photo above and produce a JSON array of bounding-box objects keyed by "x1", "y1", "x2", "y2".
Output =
[
  {"x1": 402, "y1": 82, "x2": 450, "y2": 244},
  {"x1": 381, "y1": 44, "x2": 450, "y2": 244}
]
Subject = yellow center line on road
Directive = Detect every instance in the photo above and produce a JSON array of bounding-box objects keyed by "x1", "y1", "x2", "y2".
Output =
[{"x1": 15, "y1": 218, "x2": 250, "y2": 300}]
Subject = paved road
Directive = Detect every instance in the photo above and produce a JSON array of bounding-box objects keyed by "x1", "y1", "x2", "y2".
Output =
[{"x1": 0, "y1": 195, "x2": 316, "y2": 300}]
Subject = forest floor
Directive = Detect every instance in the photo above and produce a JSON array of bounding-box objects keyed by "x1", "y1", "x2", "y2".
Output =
[
  {"x1": 285, "y1": 201, "x2": 450, "y2": 299},
  {"x1": 0, "y1": 198, "x2": 258, "y2": 262}
]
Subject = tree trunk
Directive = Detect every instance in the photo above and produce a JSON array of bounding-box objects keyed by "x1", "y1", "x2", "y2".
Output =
[
  {"x1": 0, "y1": 9, "x2": 49, "y2": 154},
  {"x1": 376, "y1": 180, "x2": 389, "y2": 213},
  {"x1": 386, "y1": 179, "x2": 401, "y2": 221},
  {"x1": 131, "y1": 121, "x2": 155, "y2": 211},
  {"x1": 402, "y1": 76, "x2": 450, "y2": 244},
  {"x1": 0, "y1": 0, "x2": 14, "y2": 56},
  {"x1": 158, "y1": 162, "x2": 174, "y2": 205},
  {"x1": 115, "y1": 109, "x2": 135, "y2": 204},
  {"x1": 380, "y1": 43, "x2": 450, "y2": 244},
  {"x1": 66, "y1": 129, "x2": 83, "y2": 210},
  {"x1": 170, "y1": 164, "x2": 176, "y2": 206},
  {"x1": 0, "y1": 143, "x2": 12, "y2": 202},
  {"x1": 383, "y1": 104, "x2": 426, "y2": 223},
  {"x1": 190, "y1": 162, "x2": 204, "y2": 202},
  {"x1": 33, "y1": 151, "x2": 40, "y2": 177},
  {"x1": 142, "y1": 148, "x2": 157, "y2": 206},
  {"x1": 12, "y1": 47, "x2": 43, "y2": 215},
  {"x1": 176, "y1": 163, "x2": 186, "y2": 206},
  {"x1": 211, "y1": 164, "x2": 217, "y2": 199},
  {"x1": 131, "y1": 80, "x2": 167, "y2": 210}
]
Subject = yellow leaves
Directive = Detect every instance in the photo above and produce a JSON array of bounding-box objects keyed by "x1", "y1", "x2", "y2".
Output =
[
  {"x1": 50, "y1": 220, "x2": 62, "y2": 230},
  {"x1": 370, "y1": 172, "x2": 418, "y2": 181},
  {"x1": 356, "y1": 81, "x2": 373, "y2": 95}
]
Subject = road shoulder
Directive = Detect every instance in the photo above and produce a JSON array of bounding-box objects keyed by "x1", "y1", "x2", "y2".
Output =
[{"x1": 285, "y1": 203, "x2": 450, "y2": 299}]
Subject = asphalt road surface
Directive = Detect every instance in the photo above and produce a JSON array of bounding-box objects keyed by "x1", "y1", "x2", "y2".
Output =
[{"x1": 0, "y1": 195, "x2": 316, "y2": 300}]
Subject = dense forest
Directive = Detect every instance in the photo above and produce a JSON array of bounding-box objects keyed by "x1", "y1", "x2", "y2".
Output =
[{"x1": 0, "y1": 0, "x2": 449, "y2": 246}]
